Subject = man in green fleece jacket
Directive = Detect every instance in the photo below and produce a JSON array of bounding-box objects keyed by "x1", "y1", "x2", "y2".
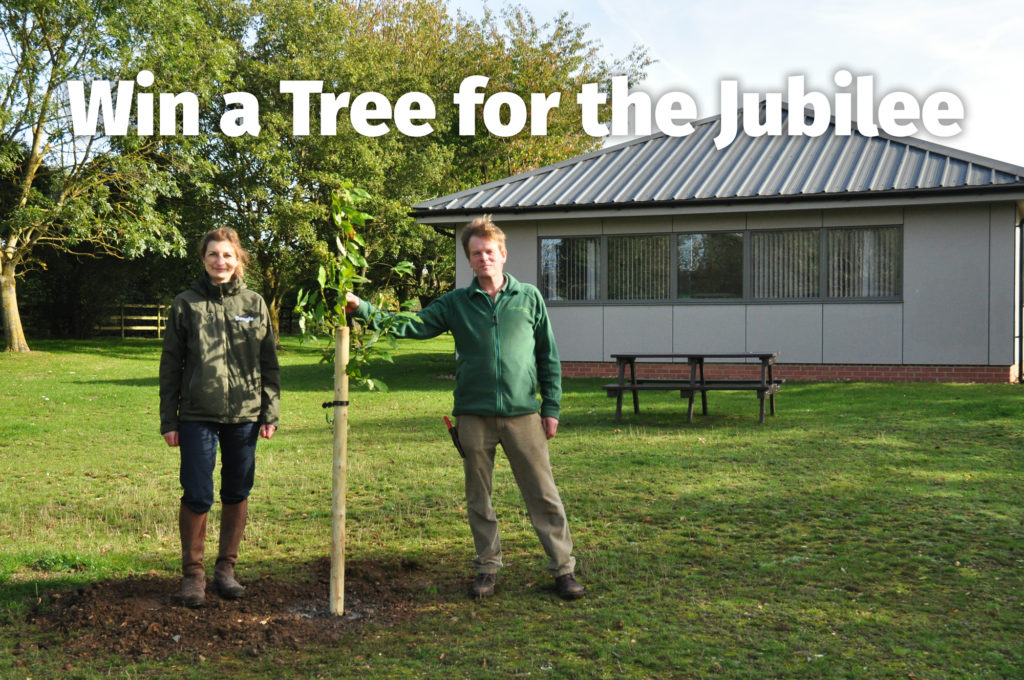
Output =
[{"x1": 345, "y1": 216, "x2": 584, "y2": 600}]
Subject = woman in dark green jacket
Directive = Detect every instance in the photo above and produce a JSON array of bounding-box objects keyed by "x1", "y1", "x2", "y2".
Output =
[{"x1": 159, "y1": 227, "x2": 280, "y2": 608}]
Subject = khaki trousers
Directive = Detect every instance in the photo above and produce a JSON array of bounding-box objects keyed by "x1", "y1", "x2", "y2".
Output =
[{"x1": 457, "y1": 413, "x2": 576, "y2": 577}]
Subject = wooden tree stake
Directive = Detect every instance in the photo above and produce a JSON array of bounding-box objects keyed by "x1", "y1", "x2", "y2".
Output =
[{"x1": 330, "y1": 325, "x2": 350, "y2": 615}]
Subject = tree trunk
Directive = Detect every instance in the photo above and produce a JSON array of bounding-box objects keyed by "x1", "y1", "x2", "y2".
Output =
[
  {"x1": 267, "y1": 297, "x2": 282, "y2": 347},
  {"x1": 259, "y1": 264, "x2": 283, "y2": 348},
  {"x1": 1, "y1": 259, "x2": 30, "y2": 352}
]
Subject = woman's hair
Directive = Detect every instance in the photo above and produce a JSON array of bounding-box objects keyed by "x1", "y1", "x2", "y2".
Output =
[
  {"x1": 460, "y1": 214, "x2": 506, "y2": 257},
  {"x1": 198, "y1": 227, "x2": 251, "y2": 281}
]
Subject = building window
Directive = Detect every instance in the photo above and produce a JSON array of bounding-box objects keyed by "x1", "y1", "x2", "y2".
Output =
[
  {"x1": 539, "y1": 225, "x2": 901, "y2": 304},
  {"x1": 827, "y1": 226, "x2": 901, "y2": 298},
  {"x1": 608, "y1": 234, "x2": 671, "y2": 300},
  {"x1": 539, "y1": 237, "x2": 600, "y2": 301},
  {"x1": 751, "y1": 229, "x2": 820, "y2": 299},
  {"x1": 677, "y1": 232, "x2": 744, "y2": 298}
]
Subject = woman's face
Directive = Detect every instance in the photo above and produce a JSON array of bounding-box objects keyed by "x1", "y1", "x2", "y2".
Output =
[{"x1": 204, "y1": 239, "x2": 240, "y2": 284}]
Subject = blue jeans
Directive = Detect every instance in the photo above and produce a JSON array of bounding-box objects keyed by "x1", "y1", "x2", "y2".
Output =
[{"x1": 179, "y1": 421, "x2": 258, "y2": 514}]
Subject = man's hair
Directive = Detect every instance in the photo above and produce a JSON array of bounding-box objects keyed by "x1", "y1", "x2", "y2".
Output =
[
  {"x1": 198, "y1": 227, "x2": 251, "y2": 281},
  {"x1": 460, "y1": 215, "x2": 506, "y2": 257}
]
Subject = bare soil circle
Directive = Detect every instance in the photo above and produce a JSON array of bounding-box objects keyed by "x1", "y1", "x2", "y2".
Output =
[{"x1": 25, "y1": 557, "x2": 424, "y2": 660}]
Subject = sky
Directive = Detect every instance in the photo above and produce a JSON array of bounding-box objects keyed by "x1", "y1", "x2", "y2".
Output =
[{"x1": 448, "y1": 0, "x2": 1024, "y2": 167}]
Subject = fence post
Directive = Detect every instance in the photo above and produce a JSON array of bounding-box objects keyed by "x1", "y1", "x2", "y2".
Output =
[{"x1": 94, "y1": 303, "x2": 169, "y2": 337}]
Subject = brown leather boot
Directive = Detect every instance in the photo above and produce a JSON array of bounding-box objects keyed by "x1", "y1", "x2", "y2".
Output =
[
  {"x1": 213, "y1": 500, "x2": 247, "y2": 599},
  {"x1": 178, "y1": 504, "x2": 207, "y2": 607}
]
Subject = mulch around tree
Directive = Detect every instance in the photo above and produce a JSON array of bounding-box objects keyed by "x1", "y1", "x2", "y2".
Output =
[{"x1": 22, "y1": 557, "x2": 427, "y2": 661}]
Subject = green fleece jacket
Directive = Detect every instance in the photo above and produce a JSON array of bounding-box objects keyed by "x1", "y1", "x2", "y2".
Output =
[
  {"x1": 159, "y1": 274, "x2": 280, "y2": 433},
  {"x1": 355, "y1": 274, "x2": 562, "y2": 419}
]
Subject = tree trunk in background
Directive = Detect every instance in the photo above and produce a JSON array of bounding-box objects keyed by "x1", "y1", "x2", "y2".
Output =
[
  {"x1": 1, "y1": 260, "x2": 30, "y2": 352},
  {"x1": 267, "y1": 297, "x2": 282, "y2": 347}
]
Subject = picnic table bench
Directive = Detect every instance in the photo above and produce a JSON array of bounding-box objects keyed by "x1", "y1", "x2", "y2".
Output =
[{"x1": 603, "y1": 352, "x2": 784, "y2": 423}]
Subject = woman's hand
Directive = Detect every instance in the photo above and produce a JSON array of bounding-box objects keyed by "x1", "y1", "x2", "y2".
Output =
[{"x1": 163, "y1": 431, "x2": 180, "y2": 447}]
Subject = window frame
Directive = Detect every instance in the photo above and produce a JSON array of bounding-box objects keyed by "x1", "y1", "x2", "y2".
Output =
[
  {"x1": 538, "y1": 235, "x2": 603, "y2": 302},
  {"x1": 537, "y1": 225, "x2": 903, "y2": 306},
  {"x1": 748, "y1": 226, "x2": 822, "y2": 301},
  {"x1": 605, "y1": 232, "x2": 673, "y2": 302},
  {"x1": 677, "y1": 230, "x2": 746, "y2": 300},
  {"x1": 823, "y1": 225, "x2": 903, "y2": 300}
]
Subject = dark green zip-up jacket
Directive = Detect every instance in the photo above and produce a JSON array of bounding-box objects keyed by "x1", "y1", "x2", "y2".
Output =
[
  {"x1": 355, "y1": 273, "x2": 562, "y2": 419},
  {"x1": 159, "y1": 275, "x2": 280, "y2": 434}
]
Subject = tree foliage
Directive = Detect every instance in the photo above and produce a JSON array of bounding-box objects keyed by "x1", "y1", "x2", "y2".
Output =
[
  {"x1": 199, "y1": 0, "x2": 650, "y2": 336},
  {"x1": 444, "y1": 5, "x2": 651, "y2": 186},
  {"x1": 3, "y1": 0, "x2": 650, "y2": 348},
  {"x1": 0, "y1": 0, "x2": 238, "y2": 350},
  {"x1": 295, "y1": 183, "x2": 418, "y2": 392}
]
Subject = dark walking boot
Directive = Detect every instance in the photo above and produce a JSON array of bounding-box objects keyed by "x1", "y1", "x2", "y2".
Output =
[
  {"x1": 213, "y1": 500, "x2": 247, "y2": 599},
  {"x1": 179, "y1": 504, "x2": 208, "y2": 608},
  {"x1": 469, "y1": 572, "x2": 497, "y2": 599},
  {"x1": 555, "y1": 572, "x2": 585, "y2": 600}
]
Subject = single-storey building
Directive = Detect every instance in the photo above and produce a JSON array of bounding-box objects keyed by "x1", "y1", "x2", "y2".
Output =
[{"x1": 411, "y1": 104, "x2": 1024, "y2": 383}]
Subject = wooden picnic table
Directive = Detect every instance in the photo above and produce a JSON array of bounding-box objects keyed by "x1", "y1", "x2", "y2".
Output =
[{"x1": 604, "y1": 352, "x2": 783, "y2": 424}]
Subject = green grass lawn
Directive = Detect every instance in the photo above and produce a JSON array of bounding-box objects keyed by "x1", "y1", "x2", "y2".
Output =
[{"x1": 1, "y1": 335, "x2": 1022, "y2": 678}]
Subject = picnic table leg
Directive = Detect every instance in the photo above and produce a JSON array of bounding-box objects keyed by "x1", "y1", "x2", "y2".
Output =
[
  {"x1": 689, "y1": 359, "x2": 708, "y2": 417},
  {"x1": 698, "y1": 360, "x2": 708, "y2": 415},
  {"x1": 629, "y1": 359, "x2": 639, "y2": 414},
  {"x1": 686, "y1": 391, "x2": 695, "y2": 423},
  {"x1": 758, "y1": 391, "x2": 766, "y2": 424},
  {"x1": 614, "y1": 359, "x2": 625, "y2": 422}
]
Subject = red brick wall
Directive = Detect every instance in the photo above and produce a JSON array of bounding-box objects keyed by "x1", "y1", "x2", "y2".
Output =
[{"x1": 561, "y1": 361, "x2": 1018, "y2": 384}]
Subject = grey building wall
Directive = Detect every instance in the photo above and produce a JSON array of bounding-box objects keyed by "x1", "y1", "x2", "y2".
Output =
[
  {"x1": 455, "y1": 200, "x2": 1018, "y2": 367},
  {"x1": 989, "y1": 203, "x2": 1017, "y2": 365},
  {"x1": 903, "y1": 203, "x2": 1016, "y2": 365}
]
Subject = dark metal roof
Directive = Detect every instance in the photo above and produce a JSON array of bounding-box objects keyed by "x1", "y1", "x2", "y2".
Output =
[{"x1": 412, "y1": 104, "x2": 1024, "y2": 218}]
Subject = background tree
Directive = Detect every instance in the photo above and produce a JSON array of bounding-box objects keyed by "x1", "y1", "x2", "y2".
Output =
[
  {"x1": 0, "y1": 0, "x2": 238, "y2": 351},
  {"x1": 4, "y1": 0, "x2": 649, "y2": 346},
  {"x1": 199, "y1": 0, "x2": 458, "y2": 339},
  {"x1": 443, "y1": 6, "x2": 650, "y2": 187},
  {"x1": 201, "y1": 0, "x2": 649, "y2": 336}
]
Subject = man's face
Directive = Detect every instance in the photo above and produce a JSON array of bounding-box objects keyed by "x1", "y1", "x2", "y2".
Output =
[{"x1": 467, "y1": 235, "x2": 507, "y2": 280}]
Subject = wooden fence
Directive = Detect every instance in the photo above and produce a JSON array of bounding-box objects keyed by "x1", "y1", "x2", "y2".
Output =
[
  {"x1": 55, "y1": 303, "x2": 297, "y2": 338},
  {"x1": 96, "y1": 304, "x2": 168, "y2": 338}
]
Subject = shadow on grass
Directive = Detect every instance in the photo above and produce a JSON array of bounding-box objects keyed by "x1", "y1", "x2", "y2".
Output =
[
  {"x1": 26, "y1": 337, "x2": 164, "y2": 360},
  {"x1": 74, "y1": 376, "x2": 160, "y2": 387},
  {"x1": 0, "y1": 579, "x2": 68, "y2": 618},
  {"x1": 560, "y1": 379, "x2": 1024, "y2": 435},
  {"x1": 285, "y1": 350, "x2": 456, "y2": 394}
]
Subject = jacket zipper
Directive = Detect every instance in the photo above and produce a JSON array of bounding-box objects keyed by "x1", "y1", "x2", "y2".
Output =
[
  {"x1": 217, "y1": 287, "x2": 230, "y2": 416},
  {"x1": 491, "y1": 295, "x2": 502, "y2": 414}
]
